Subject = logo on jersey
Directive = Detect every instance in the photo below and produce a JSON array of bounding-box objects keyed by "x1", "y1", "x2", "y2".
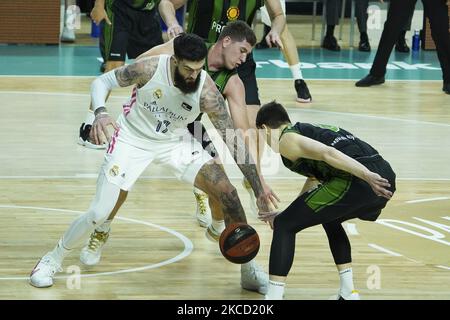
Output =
[
  {"x1": 143, "y1": 2, "x2": 156, "y2": 11},
  {"x1": 153, "y1": 89, "x2": 163, "y2": 100},
  {"x1": 227, "y1": 7, "x2": 240, "y2": 20},
  {"x1": 109, "y1": 165, "x2": 120, "y2": 177},
  {"x1": 181, "y1": 102, "x2": 192, "y2": 111}
]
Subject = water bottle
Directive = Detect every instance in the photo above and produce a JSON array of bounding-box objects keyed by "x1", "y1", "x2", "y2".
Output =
[
  {"x1": 91, "y1": 20, "x2": 101, "y2": 38},
  {"x1": 412, "y1": 30, "x2": 420, "y2": 52}
]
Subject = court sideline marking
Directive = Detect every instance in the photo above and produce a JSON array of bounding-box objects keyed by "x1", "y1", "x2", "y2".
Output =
[{"x1": 0, "y1": 205, "x2": 193, "y2": 281}]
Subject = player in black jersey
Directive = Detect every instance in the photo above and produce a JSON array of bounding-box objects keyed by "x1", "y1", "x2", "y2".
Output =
[
  {"x1": 137, "y1": 22, "x2": 280, "y2": 229},
  {"x1": 157, "y1": 0, "x2": 287, "y2": 216},
  {"x1": 256, "y1": 101, "x2": 396, "y2": 300}
]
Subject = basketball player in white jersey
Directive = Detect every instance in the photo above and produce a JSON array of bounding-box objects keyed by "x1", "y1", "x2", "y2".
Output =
[{"x1": 30, "y1": 34, "x2": 274, "y2": 294}]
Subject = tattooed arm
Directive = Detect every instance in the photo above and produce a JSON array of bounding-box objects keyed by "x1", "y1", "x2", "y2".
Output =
[
  {"x1": 89, "y1": 56, "x2": 159, "y2": 145},
  {"x1": 200, "y1": 76, "x2": 274, "y2": 214}
]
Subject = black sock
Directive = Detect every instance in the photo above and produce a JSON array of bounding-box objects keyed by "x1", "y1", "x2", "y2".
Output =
[
  {"x1": 326, "y1": 25, "x2": 335, "y2": 37},
  {"x1": 398, "y1": 30, "x2": 406, "y2": 43},
  {"x1": 360, "y1": 32, "x2": 368, "y2": 42},
  {"x1": 260, "y1": 24, "x2": 271, "y2": 42}
]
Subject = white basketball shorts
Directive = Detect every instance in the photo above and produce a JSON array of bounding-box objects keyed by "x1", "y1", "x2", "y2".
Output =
[
  {"x1": 101, "y1": 128, "x2": 213, "y2": 191},
  {"x1": 261, "y1": 0, "x2": 286, "y2": 27}
]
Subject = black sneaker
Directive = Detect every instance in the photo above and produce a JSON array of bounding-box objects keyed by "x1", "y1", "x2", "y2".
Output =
[
  {"x1": 78, "y1": 123, "x2": 107, "y2": 149},
  {"x1": 295, "y1": 79, "x2": 312, "y2": 103},
  {"x1": 395, "y1": 38, "x2": 410, "y2": 53},
  {"x1": 355, "y1": 74, "x2": 385, "y2": 87},
  {"x1": 322, "y1": 35, "x2": 341, "y2": 51},
  {"x1": 358, "y1": 39, "x2": 371, "y2": 52},
  {"x1": 255, "y1": 40, "x2": 270, "y2": 50},
  {"x1": 443, "y1": 83, "x2": 450, "y2": 94}
]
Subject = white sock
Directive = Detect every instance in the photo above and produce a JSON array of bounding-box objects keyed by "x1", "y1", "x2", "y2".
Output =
[
  {"x1": 193, "y1": 187, "x2": 207, "y2": 195},
  {"x1": 64, "y1": 7, "x2": 77, "y2": 28},
  {"x1": 339, "y1": 268, "x2": 355, "y2": 297},
  {"x1": 243, "y1": 178, "x2": 251, "y2": 189},
  {"x1": 289, "y1": 63, "x2": 303, "y2": 80},
  {"x1": 211, "y1": 219, "x2": 225, "y2": 233},
  {"x1": 84, "y1": 110, "x2": 95, "y2": 126},
  {"x1": 241, "y1": 259, "x2": 255, "y2": 272},
  {"x1": 50, "y1": 239, "x2": 71, "y2": 265},
  {"x1": 61, "y1": 213, "x2": 97, "y2": 250},
  {"x1": 265, "y1": 280, "x2": 285, "y2": 300},
  {"x1": 96, "y1": 220, "x2": 112, "y2": 233}
]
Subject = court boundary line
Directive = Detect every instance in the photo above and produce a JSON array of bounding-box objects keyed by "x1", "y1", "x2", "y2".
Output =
[
  {"x1": 0, "y1": 175, "x2": 449, "y2": 181},
  {"x1": 0, "y1": 75, "x2": 443, "y2": 82},
  {"x1": 0, "y1": 205, "x2": 194, "y2": 281},
  {"x1": 1, "y1": 90, "x2": 449, "y2": 128}
]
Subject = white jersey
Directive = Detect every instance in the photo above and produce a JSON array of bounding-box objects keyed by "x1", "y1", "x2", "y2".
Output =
[{"x1": 117, "y1": 54, "x2": 207, "y2": 145}]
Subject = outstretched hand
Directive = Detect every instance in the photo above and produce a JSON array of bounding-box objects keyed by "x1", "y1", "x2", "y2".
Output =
[
  {"x1": 256, "y1": 193, "x2": 279, "y2": 229},
  {"x1": 91, "y1": 5, "x2": 111, "y2": 26},
  {"x1": 262, "y1": 182, "x2": 280, "y2": 209},
  {"x1": 167, "y1": 24, "x2": 184, "y2": 39},
  {"x1": 265, "y1": 30, "x2": 284, "y2": 50},
  {"x1": 90, "y1": 113, "x2": 119, "y2": 146},
  {"x1": 365, "y1": 171, "x2": 393, "y2": 199},
  {"x1": 257, "y1": 210, "x2": 279, "y2": 230}
]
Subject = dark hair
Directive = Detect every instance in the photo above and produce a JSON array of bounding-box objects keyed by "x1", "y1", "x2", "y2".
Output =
[
  {"x1": 173, "y1": 33, "x2": 207, "y2": 61},
  {"x1": 256, "y1": 101, "x2": 291, "y2": 129},
  {"x1": 217, "y1": 20, "x2": 257, "y2": 46}
]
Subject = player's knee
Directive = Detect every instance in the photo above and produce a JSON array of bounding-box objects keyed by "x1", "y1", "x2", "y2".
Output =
[
  {"x1": 208, "y1": 180, "x2": 236, "y2": 200},
  {"x1": 85, "y1": 205, "x2": 112, "y2": 226},
  {"x1": 88, "y1": 211, "x2": 109, "y2": 227},
  {"x1": 322, "y1": 221, "x2": 340, "y2": 234},
  {"x1": 273, "y1": 213, "x2": 304, "y2": 233},
  {"x1": 105, "y1": 61, "x2": 124, "y2": 72}
]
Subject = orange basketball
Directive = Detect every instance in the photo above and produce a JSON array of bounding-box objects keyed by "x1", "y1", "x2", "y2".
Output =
[{"x1": 219, "y1": 223, "x2": 260, "y2": 264}]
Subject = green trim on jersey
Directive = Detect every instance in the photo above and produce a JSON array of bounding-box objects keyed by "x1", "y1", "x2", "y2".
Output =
[
  {"x1": 280, "y1": 124, "x2": 354, "y2": 212},
  {"x1": 204, "y1": 43, "x2": 237, "y2": 95},
  {"x1": 104, "y1": 0, "x2": 115, "y2": 59},
  {"x1": 123, "y1": 0, "x2": 160, "y2": 10},
  {"x1": 304, "y1": 176, "x2": 352, "y2": 212},
  {"x1": 280, "y1": 125, "x2": 350, "y2": 180},
  {"x1": 187, "y1": 0, "x2": 263, "y2": 43}
]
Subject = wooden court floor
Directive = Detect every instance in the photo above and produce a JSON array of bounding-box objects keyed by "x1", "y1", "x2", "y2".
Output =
[{"x1": 0, "y1": 76, "x2": 449, "y2": 300}]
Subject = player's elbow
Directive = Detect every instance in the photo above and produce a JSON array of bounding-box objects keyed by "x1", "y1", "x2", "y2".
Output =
[{"x1": 322, "y1": 146, "x2": 338, "y2": 164}]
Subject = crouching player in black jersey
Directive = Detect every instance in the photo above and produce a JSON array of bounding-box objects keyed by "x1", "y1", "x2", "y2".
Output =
[{"x1": 256, "y1": 101, "x2": 396, "y2": 300}]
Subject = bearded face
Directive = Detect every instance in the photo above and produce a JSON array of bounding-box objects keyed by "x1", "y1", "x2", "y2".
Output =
[{"x1": 173, "y1": 58, "x2": 205, "y2": 94}]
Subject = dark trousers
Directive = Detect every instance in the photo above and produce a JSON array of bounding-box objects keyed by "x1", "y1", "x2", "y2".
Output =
[
  {"x1": 370, "y1": 0, "x2": 450, "y2": 83},
  {"x1": 326, "y1": 0, "x2": 412, "y2": 34}
]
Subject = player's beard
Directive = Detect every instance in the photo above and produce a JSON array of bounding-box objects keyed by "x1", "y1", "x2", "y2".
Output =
[{"x1": 174, "y1": 66, "x2": 201, "y2": 94}]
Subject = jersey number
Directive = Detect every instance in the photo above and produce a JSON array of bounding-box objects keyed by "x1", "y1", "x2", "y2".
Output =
[{"x1": 156, "y1": 120, "x2": 171, "y2": 133}]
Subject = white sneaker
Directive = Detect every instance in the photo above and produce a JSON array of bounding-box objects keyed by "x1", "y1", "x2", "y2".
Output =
[
  {"x1": 240, "y1": 262, "x2": 269, "y2": 295},
  {"x1": 61, "y1": 26, "x2": 76, "y2": 43},
  {"x1": 205, "y1": 224, "x2": 222, "y2": 242},
  {"x1": 338, "y1": 290, "x2": 361, "y2": 300},
  {"x1": 30, "y1": 253, "x2": 62, "y2": 288},
  {"x1": 80, "y1": 230, "x2": 110, "y2": 266},
  {"x1": 242, "y1": 179, "x2": 257, "y2": 216},
  {"x1": 193, "y1": 189, "x2": 211, "y2": 228},
  {"x1": 78, "y1": 123, "x2": 107, "y2": 150}
]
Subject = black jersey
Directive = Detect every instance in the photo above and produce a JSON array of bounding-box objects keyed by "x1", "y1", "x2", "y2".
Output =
[
  {"x1": 280, "y1": 122, "x2": 379, "y2": 182},
  {"x1": 205, "y1": 43, "x2": 237, "y2": 95},
  {"x1": 187, "y1": 0, "x2": 263, "y2": 43},
  {"x1": 121, "y1": 0, "x2": 159, "y2": 10}
]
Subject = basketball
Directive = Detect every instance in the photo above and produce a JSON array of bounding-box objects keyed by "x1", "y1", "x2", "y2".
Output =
[{"x1": 219, "y1": 223, "x2": 260, "y2": 264}]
